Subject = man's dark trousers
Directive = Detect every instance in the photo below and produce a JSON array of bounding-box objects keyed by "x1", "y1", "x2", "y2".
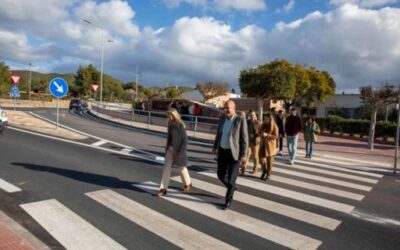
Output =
[{"x1": 217, "y1": 148, "x2": 240, "y2": 203}]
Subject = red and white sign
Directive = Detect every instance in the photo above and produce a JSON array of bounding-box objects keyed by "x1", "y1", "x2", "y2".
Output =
[
  {"x1": 91, "y1": 84, "x2": 99, "y2": 92},
  {"x1": 10, "y1": 74, "x2": 21, "y2": 84}
]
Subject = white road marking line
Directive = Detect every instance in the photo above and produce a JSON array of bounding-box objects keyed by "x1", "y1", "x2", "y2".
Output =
[
  {"x1": 120, "y1": 148, "x2": 133, "y2": 154},
  {"x1": 273, "y1": 161, "x2": 378, "y2": 184},
  {"x1": 135, "y1": 182, "x2": 322, "y2": 250},
  {"x1": 86, "y1": 189, "x2": 238, "y2": 250},
  {"x1": 28, "y1": 112, "x2": 161, "y2": 159},
  {"x1": 199, "y1": 172, "x2": 355, "y2": 213},
  {"x1": 91, "y1": 140, "x2": 107, "y2": 147},
  {"x1": 0, "y1": 178, "x2": 22, "y2": 193},
  {"x1": 351, "y1": 210, "x2": 400, "y2": 227},
  {"x1": 8, "y1": 126, "x2": 163, "y2": 165},
  {"x1": 272, "y1": 166, "x2": 373, "y2": 192},
  {"x1": 20, "y1": 199, "x2": 125, "y2": 250},
  {"x1": 171, "y1": 176, "x2": 341, "y2": 230}
]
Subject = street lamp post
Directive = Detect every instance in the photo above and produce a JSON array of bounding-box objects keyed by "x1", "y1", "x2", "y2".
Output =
[
  {"x1": 28, "y1": 63, "x2": 32, "y2": 100},
  {"x1": 135, "y1": 65, "x2": 142, "y2": 103},
  {"x1": 84, "y1": 19, "x2": 105, "y2": 103}
]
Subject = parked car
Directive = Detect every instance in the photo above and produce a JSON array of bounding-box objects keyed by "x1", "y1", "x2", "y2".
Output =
[
  {"x1": 69, "y1": 99, "x2": 88, "y2": 111},
  {"x1": 0, "y1": 108, "x2": 8, "y2": 133}
]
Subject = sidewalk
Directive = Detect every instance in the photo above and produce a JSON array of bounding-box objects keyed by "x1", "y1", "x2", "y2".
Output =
[
  {"x1": 91, "y1": 109, "x2": 397, "y2": 166},
  {"x1": 0, "y1": 211, "x2": 48, "y2": 250}
]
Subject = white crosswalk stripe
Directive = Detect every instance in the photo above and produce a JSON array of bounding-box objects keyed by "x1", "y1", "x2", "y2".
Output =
[
  {"x1": 86, "y1": 189, "x2": 237, "y2": 250},
  {"x1": 0, "y1": 178, "x2": 22, "y2": 193},
  {"x1": 20, "y1": 199, "x2": 126, "y2": 250},
  {"x1": 272, "y1": 166, "x2": 373, "y2": 191},
  {"x1": 259, "y1": 174, "x2": 364, "y2": 201},
  {"x1": 199, "y1": 171, "x2": 355, "y2": 213},
  {"x1": 134, "y1": 181, "x2": 322, "y2": 250},
  {"x1": 171, "y1": 176, "x2": 341, "y2": 230},
  {"x1": 274, "y1": 160, "x2": 379, "y2": 184},
  {"x1": 275, "y1": 156, "x2": 384, "y2": 179}
]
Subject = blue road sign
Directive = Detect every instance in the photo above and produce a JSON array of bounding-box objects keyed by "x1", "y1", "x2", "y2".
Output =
[
  {"x1": 9, "y1": 86, "x2": 20, "y2": 98},
  {"x1": 49, "y1": 77, "x2": 68, "y2": 98}
]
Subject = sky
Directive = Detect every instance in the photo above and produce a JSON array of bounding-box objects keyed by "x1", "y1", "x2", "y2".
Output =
[{"x1": 1, "y1": 0, "x2": 400, "y2": 93}]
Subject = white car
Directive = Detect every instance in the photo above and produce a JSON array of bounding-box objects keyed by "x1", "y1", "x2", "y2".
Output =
[{"x1": 0, "y1": 108, "x2": 8, "y2": 133}]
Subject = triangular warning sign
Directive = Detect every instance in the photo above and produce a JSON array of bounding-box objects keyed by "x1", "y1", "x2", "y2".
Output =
[
  {"x1": 91, "y1": 84, "x2": 99, "y2": 92},
  {"x1": 10, "y1": 75, "x2": 21, "y2": 84}
]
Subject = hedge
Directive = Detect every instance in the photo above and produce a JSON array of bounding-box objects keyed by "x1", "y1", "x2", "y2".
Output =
[{"x1": 315, "y1": 115, "x2": 397, "y2": 140}]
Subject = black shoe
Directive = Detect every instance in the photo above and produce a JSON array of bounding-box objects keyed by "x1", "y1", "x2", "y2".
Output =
[
  {"x1": 223, "y1": 200, "x2": 232, "y2": 210},
  {"x1": 260, "y1": 170, "x2": 267, "y2": 180}
]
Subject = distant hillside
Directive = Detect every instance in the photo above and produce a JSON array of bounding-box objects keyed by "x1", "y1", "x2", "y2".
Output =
[
  {"x1": 11, "y1": 70, "x2": 124, "y2": 86},
  {"x1": 11, "y1": 70, "x2": 76, "y2": 85}
]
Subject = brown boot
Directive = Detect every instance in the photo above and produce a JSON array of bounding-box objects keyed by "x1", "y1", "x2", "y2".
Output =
[
  {"x1": 252, "y1": 166, "x2": 258, "y2": 175},
  {"x1": 240, "y1": 167, "x2": 246, "y2": 176},
  {"x1": 157, "y1": 189, "x2": 167, "y2": 197}
]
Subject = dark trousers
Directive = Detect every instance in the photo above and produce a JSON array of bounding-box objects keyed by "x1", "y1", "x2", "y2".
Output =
[
  {"x1": 277, "y1": 135, "x2": 284, "y2": 152},
  {"x1": 217, "y1": 148, "x2": 240, "y2": 203}
]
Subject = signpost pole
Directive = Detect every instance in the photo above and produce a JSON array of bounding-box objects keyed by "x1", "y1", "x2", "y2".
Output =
[
  {"x1": 56, "y1": 98, "x2": 59, "y2": 129},
  {"x1": 14, "y1": 96, "x2": 16, "y2": 111}
]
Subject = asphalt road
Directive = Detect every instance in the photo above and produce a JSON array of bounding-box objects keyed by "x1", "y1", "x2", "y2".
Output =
[{"x1": 0, "y1": 108, "x2": 399, "y2": 249}]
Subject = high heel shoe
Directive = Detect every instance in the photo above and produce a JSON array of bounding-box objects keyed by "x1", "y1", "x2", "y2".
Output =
[
  {"x1": 157, "y1": 189, "x2": 167, "y2": 197},
  {"x1": 183, "y1": 183, "x2": 192, "y2": 193}
]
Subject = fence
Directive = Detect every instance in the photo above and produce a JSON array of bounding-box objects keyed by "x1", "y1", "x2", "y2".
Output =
[{"x1": 90, "y1": 102, "x2": 220, "y2": 137}]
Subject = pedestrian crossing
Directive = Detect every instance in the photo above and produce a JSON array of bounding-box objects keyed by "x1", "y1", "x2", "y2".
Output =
[{"x1": 13, "y1": 153, "x2": 384, "y2": 249}]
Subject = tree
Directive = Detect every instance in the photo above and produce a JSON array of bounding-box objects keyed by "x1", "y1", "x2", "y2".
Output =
[
  {"x1": 302, "y1": 68, "x2": 335, "y2": 108},
  {"x1": 0, "y1": 62, "x2": 12, "y2": 97},
  {"x1": 196, "y1": 81, "x2": 229, "y2": 101},
  {"x1": 360, "y1": 84, "x2": 399, "y2": 150},
  {"x1": 240, "y1": 59, "x2": 296, "y2": 120},
  {"x1": 166, "y1": 87, "x2": 180, "y2": 99},
  {"x1": 73, "y1": 64, "x2": 100, "y2": 98}
]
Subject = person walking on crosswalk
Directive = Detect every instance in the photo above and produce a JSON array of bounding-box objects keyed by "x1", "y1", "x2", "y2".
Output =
[
  {"x1": 259, "y1": 113, "x2": 279, "y2": 180},
  {"x1": 240, "y1": 111, "x2": 261, "y2": 175},
  {"x1": 285, "y1": 107, "x2": 303, "y2": 165},
  {"x1": 304, "y1": 115, "x2": 321, "y2": 158},
  {"x1": 213, "y1": 100, "x2": 248, "y2": 209},
  {"x1": 158, "y1": 108, "x2": 192, "y2": 197}
]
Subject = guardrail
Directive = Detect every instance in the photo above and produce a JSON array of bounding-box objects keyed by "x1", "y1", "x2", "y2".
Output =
[{"x1": 90, "y1": 102, "x2": 219, "y2": 137}]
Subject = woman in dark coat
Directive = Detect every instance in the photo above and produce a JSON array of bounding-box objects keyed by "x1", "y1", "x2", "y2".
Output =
[{"x1": 158, "y1": 108, "x2": 192, "y2": 197}]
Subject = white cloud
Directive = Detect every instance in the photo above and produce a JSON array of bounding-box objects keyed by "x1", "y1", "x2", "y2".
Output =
[
  {"x1": 73, "y1": 0, "x2": 140, "y2": 38},
  {"x1": 163, "y1": 0, "x2": 266, "y2": 12},
  {"x1": 329, "y1": 0, "x2": 399, "y2": 8},
  {"x1": 283, "y1": 0, "x2": 296, "y2": 13},
  {"x1": 1, "y1": 0, "x2": 400, "y2": 93},
  {"x1": 269, "y1": 4, "x2": 400, "y2": 91}
]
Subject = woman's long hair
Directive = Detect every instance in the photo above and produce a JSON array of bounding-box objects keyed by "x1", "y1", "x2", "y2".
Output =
[
  {"x1": 261, "y1": 113, "x2": 276, "y2": 133},
  {"x1": 167, "y1": 108, "x2": 185, "y2": 128}
]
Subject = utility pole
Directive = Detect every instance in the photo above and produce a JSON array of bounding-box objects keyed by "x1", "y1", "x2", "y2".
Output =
[
  {"x1": 28, "y1": 63, "x2": 32, "y2": 100},
  {"x1": 394, "y1": 85, "x2": 400, "y2": 176},
  {"x1": 135, "y1": 65, "x2": 139, "y2": 103}
]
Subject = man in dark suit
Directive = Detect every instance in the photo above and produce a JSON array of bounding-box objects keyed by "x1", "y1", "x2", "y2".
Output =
[{"x1": 213, "y1": 100, "x2": 248, "y2": 209}]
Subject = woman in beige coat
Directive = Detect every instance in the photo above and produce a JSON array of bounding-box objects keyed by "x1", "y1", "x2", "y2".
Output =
[
  {"x1": 258, "y1": 113, "x2": 279, "y2": 181},
  {"x1": 158, "y1": 108, "x2": 192, "y2": 197}
]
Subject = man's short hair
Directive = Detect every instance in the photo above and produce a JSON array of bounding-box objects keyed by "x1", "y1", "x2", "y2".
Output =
[{"x1": 290, "y1": 107, "x2": 297, "y2": 111}]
